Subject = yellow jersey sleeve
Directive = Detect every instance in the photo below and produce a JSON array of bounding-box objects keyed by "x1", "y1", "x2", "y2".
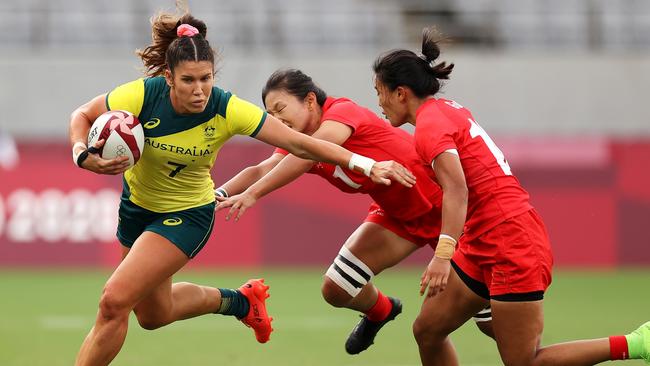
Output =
[
  {"x1": 225, "y1": 95, "x2": 267, "y2": 137},
  {"x1": 106, "y1": 78, "x2": 145, "y2": 117}
]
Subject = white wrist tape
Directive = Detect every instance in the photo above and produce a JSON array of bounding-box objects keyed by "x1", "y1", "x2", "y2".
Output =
[
  {"x1": 348, "y1": 153, "x2": 376, "y2": 177},
  {"x1": 438, "y1": 234, "x2": 458, "y2": 244},
  {"x1": 214, "y1": 187, "x2": 229, "y2": 198},
  {"x1": 72, "y1": 142, "x2": 87, "y2": 167}
]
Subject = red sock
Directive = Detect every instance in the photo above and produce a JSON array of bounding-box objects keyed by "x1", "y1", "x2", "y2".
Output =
[
  {"x1": 365, "y1": 291, "x2": 392, "y2": 322},
  {"x1": 609, "y1": 335, "x2": 630, "y2": 360}
]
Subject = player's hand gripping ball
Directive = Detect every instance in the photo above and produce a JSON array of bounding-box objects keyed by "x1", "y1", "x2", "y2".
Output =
[{"x1": 87, "y1": 110, "x2": 145, "y2": 168}]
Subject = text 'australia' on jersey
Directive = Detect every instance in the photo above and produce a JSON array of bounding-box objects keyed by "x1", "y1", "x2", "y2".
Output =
[
  {"x1": 414, "y1": 98, "x2": 532, "y2": 239},
  {"x1": 107, "y1": 77, "x2": 266, "y2": 212},
  {"x1": 276, "y1": 97, "x2": 442, "y2": 223}
]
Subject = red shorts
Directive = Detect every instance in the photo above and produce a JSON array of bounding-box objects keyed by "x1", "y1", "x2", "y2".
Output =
[
  {"x1": 364, "y1": 202, "x2": 440, "y2": 247},
  {"x1": 452, "y1": 209, "x2": 554, "y2": 297}
]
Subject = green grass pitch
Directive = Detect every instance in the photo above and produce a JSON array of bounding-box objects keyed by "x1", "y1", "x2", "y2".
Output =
[{"x1": 1, "y1": 268, "x2": 648, "y2": 365}]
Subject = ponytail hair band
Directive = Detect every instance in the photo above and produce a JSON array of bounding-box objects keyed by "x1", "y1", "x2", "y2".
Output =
[{"x1": 177, "y1": 24, "x2": 199, "y2": 37}]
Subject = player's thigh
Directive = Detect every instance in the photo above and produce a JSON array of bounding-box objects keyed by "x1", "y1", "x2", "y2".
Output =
[
  {"x1": 344, "y1": 222, "x2": 419, "y2": 274},
  {"x1": 122, "y1": 238, "x2": 176, "y2": 321},
  {"x1": 490, "y1": 300, "x2": 544, "y2": 366},
  {"x1": 416, "y1": 266, "x2": 489, "y2": 336},
  {"x1": 104, "y1": 231, "x2": 189, "y2": 308}
]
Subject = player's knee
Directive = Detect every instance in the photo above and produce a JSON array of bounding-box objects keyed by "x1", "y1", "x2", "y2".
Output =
[
  {"x1": 324, "y1": 246, "x2": 374, "y2": 303},
  {"x1": 475, "y1": 319, "x2": 495, "y2": 339},
  {"x1": 500, "y1": 352, "x2": 534, "y2": 366},
  {"x1": 473, "y1": 306, "x2": 495, "y2": 339},
  {"x1": 321, "y1": 277, "x2": 353, "y2": 308},
  {"x1": 412, "y1": 317, "x2": 431, "y2": 345},
  {"x1": 133, "y1": 302, "x2": 173, "y2": 330},
  {"x1": 412, "y1": 314, "x2": 446, "y2": 347},
  {"x1": 135, "y1": 313, "x2": 167, "y2": 331},
  {"x1": 98, "y1": 286, "x2": 131, "y2": 322}
]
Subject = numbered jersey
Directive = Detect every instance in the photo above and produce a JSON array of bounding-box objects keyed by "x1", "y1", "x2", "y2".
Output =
[
  {"x1": 107, "y1": 77, "x2": 266, "y2": 212},
  {"x1": 276, "y1": 97, "x2": 442, "y2": 223},
  {"x1": 414, "y1": 98, "x2": 532, "y2": 240}
]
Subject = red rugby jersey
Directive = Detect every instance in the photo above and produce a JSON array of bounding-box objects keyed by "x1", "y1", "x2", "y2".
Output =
[
  {"x1": 414, "y1": 98, "x2": 532, "y2": 240},
  {"x1": 275, "y1": 97, "x2": 442, "y2": 222}
]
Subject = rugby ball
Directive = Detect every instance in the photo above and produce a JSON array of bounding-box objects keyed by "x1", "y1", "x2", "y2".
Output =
[{"x1": 87, "y1": 110, "x2": 144, "y2": 167}]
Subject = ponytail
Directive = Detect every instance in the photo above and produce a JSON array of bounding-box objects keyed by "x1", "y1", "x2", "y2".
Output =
[
  {"x1": 421, "y1": 27, "x2": 454, "y2": 81},
  {"x1": 373, "y1": 27, "x2": 454, "y2": 98}
]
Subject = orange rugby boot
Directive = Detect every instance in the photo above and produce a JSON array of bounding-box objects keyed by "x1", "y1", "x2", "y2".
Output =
[{"x1": 238, "y1": 278, "x2": 274, "y2": 343}]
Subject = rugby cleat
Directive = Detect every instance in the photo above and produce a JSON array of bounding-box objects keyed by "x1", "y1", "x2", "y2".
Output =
[
  {"x1": 626, "y1": 321, "x2": 650, "y2": 364},
  {"x1": 345, "y1": 297, "x2": 402, "y2": 354},
  {"x1": 238, "y1": 278, "x2": 274, "y2": 343}
]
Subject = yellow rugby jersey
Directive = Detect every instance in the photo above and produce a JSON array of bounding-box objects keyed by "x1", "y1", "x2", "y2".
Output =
[{"x1": 106, "y1": 77, "x2": 266, "y2": 212}]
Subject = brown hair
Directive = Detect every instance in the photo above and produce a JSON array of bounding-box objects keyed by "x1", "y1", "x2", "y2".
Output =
[
  {"x1": 136, "y1": 11, "x2": 216, "y2": 77},
  {"x1": 373, "y1": 27, "x2": 454, "y2": 98}
]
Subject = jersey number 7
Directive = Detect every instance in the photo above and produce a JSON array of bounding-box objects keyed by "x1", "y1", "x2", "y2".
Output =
[{"x1": 167, "y1": 161, "x2": 188, "y2": 177}]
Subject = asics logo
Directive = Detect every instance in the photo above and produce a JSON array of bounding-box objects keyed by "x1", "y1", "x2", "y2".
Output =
[
  {"x1": 252, "y1": 304, "x2": 262, "y2": 321},
  {"x1": 162, "y1": 217, "x2": 183, "y2": 226},
  {"x1": 143, "y1": 118, "x2": 161, "y2": 129}
]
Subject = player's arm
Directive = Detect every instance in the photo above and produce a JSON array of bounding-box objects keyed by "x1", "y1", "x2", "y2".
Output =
[
  {"x1": 253, "y1": 114, "x2": 415, "y2": 188},
  {"x1": 216, "y1": 152, "x2": 285, "y2": 198},
  {"x1": 433, "y1": 152, "x2": 467, "y2": 244},
  {"x1": 420, "y1": 151, "x2": 468, "y2": 297},
  {"x1": 249, "y1": 120, "x2": 352, "y2": 198},
  {"x1": 69, "y1": 94, "x2": 130, "y2": 174},
  {"x1": 218, "y1": 120, "x2": 352, "y2": 221}
]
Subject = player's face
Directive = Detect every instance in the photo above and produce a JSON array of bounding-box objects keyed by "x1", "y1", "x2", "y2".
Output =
[
  {"x1": 167, "y1": 61, "x2": 214, "y2": 114},
  {"x1": 264, "y1": 89, "x2": 316, "y2": 133},
  {"x1": 374, "y1": 78, "x2": 408, "y2": 127}
]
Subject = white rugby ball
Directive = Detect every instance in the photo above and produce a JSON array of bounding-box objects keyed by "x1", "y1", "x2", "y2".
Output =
[{"x1": 87, "y1": 110, "x2": 144, "y2": 167}]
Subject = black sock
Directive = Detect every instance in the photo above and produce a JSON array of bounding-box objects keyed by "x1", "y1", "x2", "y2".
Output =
[{"x1": 215, "y1": 289, "x2": 250, "y2": 319}]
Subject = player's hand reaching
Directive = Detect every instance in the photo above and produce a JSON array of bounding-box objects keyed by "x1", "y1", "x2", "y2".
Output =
[
  {"x1": 420, "y1": 256, "x2": 451, "y2": 297},
  {"x1": 78, "y1": 139, "x2": 130, "y2": 175},
  {"x1": 216, "y1": 191, "x2": 258, "y2": 222},
  {"x1": 370, "y1": 160, "x2": 416, "y2": 188}
]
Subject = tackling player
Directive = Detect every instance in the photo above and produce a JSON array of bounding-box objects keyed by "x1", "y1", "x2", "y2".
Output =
[
  {"x1": 372, "y1": 26, "x2": 650, "y2": 366},
  {"x1": 216, "y1": 68, "x2": 494, "y2": 355}
]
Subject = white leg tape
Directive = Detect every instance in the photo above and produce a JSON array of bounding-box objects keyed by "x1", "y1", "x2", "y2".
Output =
[
  {"x1": 472, "y1": 306, "x2": 492, "y2": 323},
  {"x1": 324, "y1": 246, "x2": 375, "y2": 298},
  {"x1": 339, "y1": 246, "x2": 374, "y2": 277},
  {"x1": 326, "y1": 264, "x2": 363, "y2": 297}
]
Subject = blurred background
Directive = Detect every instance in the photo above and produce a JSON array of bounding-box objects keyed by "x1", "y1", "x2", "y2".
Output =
[{"x1": 1, "y1": 1, "x2": 649, "y2": 365}]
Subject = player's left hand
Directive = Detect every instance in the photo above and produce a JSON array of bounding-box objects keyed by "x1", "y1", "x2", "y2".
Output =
[
  {"x1": 215, "y1": 191, "x2": 257, "y2": 222},
  {"x1": 370, "y1": 160, "x2": 416, "y2": 187},
  {"x1": 420, "y1": 256, "x2": 451, "y2": 297}
]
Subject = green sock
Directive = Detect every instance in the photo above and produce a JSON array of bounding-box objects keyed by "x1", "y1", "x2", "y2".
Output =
[
  {"x1": 215, "y1": 289, "x2": 249, "y2": 319},
  {"x1": 626, "y1": 332, "x2": 644, "y2": 359}
]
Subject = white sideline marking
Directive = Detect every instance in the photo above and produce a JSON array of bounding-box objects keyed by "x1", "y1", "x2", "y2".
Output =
[
  {"x1": 40, "y1": 315, "x2": 90, "y2": 329},
  {"x1": 38, "y1": 315, "x2": 351, "y2": 330}
]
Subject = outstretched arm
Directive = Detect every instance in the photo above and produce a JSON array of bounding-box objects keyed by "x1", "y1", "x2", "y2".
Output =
[
  {"x1": 218, "y1": 120, "x2": 352, "y2": 221},
  {"x1": 253, "y1": 114, "x2": 415, "y2": 187},
  {"x1": 216, "y1": 153, "x2": 285, "y2": 198}
]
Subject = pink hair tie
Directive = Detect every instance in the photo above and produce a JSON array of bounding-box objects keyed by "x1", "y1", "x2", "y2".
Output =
[{"x1": 177, "y1": 24, "x2": 199, "y2": 37}]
